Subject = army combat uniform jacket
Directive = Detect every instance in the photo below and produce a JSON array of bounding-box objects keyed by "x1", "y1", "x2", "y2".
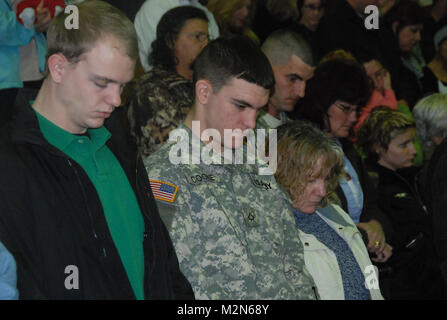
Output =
[{"x1": 144, "y1": 123, "x2": 318, "y2": 299}]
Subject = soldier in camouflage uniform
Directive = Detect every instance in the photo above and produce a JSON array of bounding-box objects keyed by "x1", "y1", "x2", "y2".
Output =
[
  {"x1": 145, "y1": 36, "x2": 318, "y2": 299},
  {"x1": 256, "y1": 29, "x2": 315, "y2": 131}
]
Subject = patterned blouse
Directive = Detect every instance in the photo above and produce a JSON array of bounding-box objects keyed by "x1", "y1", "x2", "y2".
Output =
[{"x1": 126, "y1": 67, "x2": 194, "y2": 159}]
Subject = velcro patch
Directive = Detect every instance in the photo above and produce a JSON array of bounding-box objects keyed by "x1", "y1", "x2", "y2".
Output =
[{"x1": 149, "y1": 180, "x2": 178, "y2": 203}]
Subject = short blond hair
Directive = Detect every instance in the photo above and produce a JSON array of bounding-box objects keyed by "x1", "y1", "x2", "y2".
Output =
[
  {"x1": 46, "y1": 0, "x2": 138, "y2": 67},
  {"x1": 207, "y1": 0, "x2": 259, "y2": 44},
  {"x1": 357, "y1": 107, "x2": 415, "y2": 163}
]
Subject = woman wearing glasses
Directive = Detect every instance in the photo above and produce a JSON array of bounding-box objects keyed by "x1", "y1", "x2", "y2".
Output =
[
  {"x1": 126, "y1": 6, "x2": 209, "y2": 159},
  {"x1": 295, "y1": 0, "x2": 326, "y2": 58},
  {"x1": 294, "y1": 58, "x2": 393, "y2": 265}
]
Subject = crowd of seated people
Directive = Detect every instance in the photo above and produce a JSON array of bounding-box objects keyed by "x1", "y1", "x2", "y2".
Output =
[{"x1": 2, "y1": 0, "x2": 447, "y2": 301}]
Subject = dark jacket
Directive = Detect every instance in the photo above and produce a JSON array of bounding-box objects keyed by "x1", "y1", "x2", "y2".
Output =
[
  {"x1": 418, "y1": 139, "x2": 447, "y2": 283},
  {"x1": 368, "y1": 163, "x2": 444, "y2": 299},
  {"x1": 315, "y1": 0, "x2": 387, "y2": 62},
  {"x1": 421, "y1": 65, "x2": 439, "y2": 96},
  {"x1": 335, "y1": 140, "x2": 393, "y2": 241},
  {"x1": 0, "y1": 94, "x2": 194, "y2": 299},
  {"x1": 386, "y1": 49, "x2": 425, "y2": 109}
]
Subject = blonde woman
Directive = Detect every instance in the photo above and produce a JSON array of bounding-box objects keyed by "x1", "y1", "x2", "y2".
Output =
[
  {"x1": 275, "y1": 120, "x2": 384, "y2": 300},
  {"x1": 207, "y1": 0, "x2": 259, "y2": 44}
]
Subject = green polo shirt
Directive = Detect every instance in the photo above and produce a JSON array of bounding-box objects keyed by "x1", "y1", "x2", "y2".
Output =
[{"x1": 34, "y1": 109, "x2": 145, "y2": 300}]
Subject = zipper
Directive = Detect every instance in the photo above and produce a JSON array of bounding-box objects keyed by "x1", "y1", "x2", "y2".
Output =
[
  {"x1": 67, "y1": 158, "x2": 105, "y2": 257},
  {"x1": 312, "y1": 286, "x2": 319, "y2": 300},
  {"x1": 135, "y1": 153, "x2": 153, "y2": 299},
  {"x1": 413, "y1": 173, "x2": 429, "y2": 214},
  {"x1": 392, "y1": 170, "x2": 428, "y2": 215}
]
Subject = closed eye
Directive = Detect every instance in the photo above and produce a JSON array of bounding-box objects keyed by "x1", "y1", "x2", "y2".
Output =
[
  {"x1": 94, "y1": 81, "x2": 108, "y2": 89},
  {"x1": 231, "y1": 98, "x2": 253, "y2": 110},
  {"x1": 288, "y1": 75, "x2": 302, "y2": 83}
]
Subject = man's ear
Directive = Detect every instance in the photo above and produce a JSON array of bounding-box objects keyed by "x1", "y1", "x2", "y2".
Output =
[
  {"x1": 47, "y1": 53, "x2": 69, "y2": 83},
  {"x1": 195, "y1": 79, "x2": 213, "y2": 105},
  {"x1": 374, "y1": 143, "x2": 385, "y2": 158}
]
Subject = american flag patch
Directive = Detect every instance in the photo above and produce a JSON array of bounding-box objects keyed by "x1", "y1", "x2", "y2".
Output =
[{"x1": 149, "y1": 180, "x2": 178, "y2": 203}]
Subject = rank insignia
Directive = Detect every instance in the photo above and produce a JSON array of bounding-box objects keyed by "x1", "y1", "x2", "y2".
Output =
[{"x1": 242, "y1": 207, "x2": 260, "y2": 228}]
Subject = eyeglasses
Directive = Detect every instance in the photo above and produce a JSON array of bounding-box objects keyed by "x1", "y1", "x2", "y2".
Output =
[
  {"x1": 186, "y1": 31, "x2": 210, "y2": 43},
  {"x1": 334, "y1": 101, "x2": 359, "y2": 115},
  {"x1": 303, "y1": 4, "x2": 325, "y2": 12}
]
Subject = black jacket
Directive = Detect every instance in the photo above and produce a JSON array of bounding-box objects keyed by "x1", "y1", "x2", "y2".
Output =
[
  {"x1": 315, "y1": 0, "x2": 388, "y2": 62},
  {"x1": 0, "y1": 95, "x2": 194, "y2": 299},
  {"x1": 418, "y1": 139, "x2": 447, "y2": 281},
  {"x1": 368, "y1": 163, "x2": 444, "y2": 299}
]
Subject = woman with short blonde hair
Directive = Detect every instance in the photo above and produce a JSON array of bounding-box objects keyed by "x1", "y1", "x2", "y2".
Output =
[{"x1": 275, "y1": 120, "x2": 384, "y2": 300}]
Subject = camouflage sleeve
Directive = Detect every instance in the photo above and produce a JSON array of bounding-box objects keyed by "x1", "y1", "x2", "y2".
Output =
[
  {"x1": 144, "y1": 154, "x2": 208, "y2": 296},
  {"x1": 144, "y1": 152, "x2": 186, "y2": 231},
  {"x1": 145, "y1": 153, "x2": 247, "y2": 299},
  {"x1": 128, "y1": 85, "x2": 178, "y2": 159}
]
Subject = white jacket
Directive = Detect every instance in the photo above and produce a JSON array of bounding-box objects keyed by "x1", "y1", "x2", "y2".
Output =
[{"x1": 297, "y1": 204, "x2": 384, "y2": 300}]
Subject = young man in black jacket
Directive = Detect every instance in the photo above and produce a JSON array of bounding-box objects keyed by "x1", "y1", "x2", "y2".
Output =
[{"x1": 0, "y1": 0, "x2": 194, "y2": 300}]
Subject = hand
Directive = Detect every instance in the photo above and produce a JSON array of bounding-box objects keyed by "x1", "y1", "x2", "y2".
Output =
[
  {"x1": 371, "y1": 243, "x2": 393, "y2": 263},
  {"x1": 356, "y1": 219, "x2": 386, "y2": 255},
  {"x1": 34, "y1": 0, "x2": 52, "y2": 33},
  {"x1": 383, "y1": 69, "x2": 391, "y2": 91}
]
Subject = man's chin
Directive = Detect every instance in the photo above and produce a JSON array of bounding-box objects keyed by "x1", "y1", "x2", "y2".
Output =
[{"x1": 281, "y1": 102, "x2": 297, "y2": 112}]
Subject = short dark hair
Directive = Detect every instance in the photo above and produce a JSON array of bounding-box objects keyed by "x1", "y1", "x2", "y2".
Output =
[
  {"x1": 261, "y1": 29, "x2": 314, "y2": 67},
  {"x1": 149, "y1": 6, "x2": 208, "y2": 71},
  {"x1": 297, "y1": 0, "x2": 327, "y2": 20},
  {"x1": 386, "y1": 0, "x2": 425, "y2": 35},
  {"x1": 294, "y1": 58, "x2": 371, "y2": 133},
  {"x1": 193, "y1": 36, "x2": 275, "y2": 93}
]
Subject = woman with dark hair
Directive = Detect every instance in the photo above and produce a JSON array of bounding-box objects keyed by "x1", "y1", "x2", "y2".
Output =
[
  {"x1": 383, "y1": 0, "x2": 426, "y2": 108},
  {"x1": 126, "y1": 6, "x2": 209, "y2": 158},
  {"x1": 295, "y1": 0, "x2": 326, "y2": 57},
  {"x1": 294, "y1": 58, "x2": 393, "y2": 263},
  {"x1": 357, "y1": 108, "x2": 444, "y2": 299}
]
